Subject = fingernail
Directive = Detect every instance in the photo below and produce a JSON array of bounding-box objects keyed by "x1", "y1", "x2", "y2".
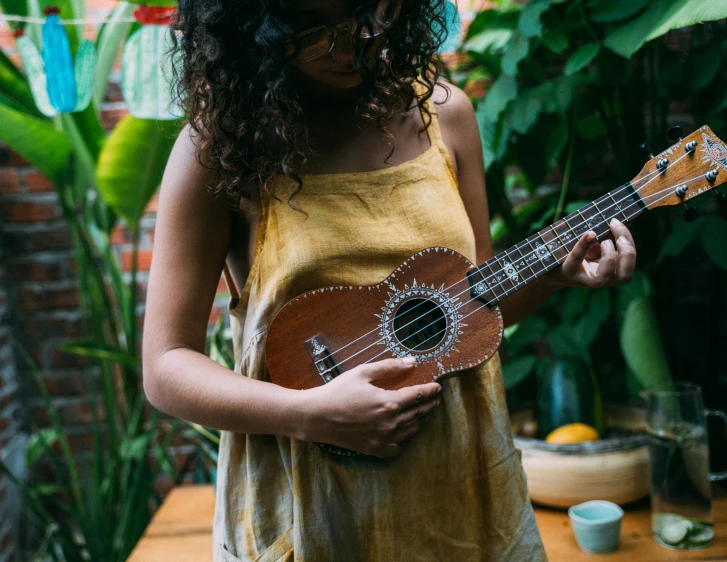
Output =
[
  {"x1": 436, "y1": 385, "x2": 442, "y2": 394},
  {"x1": 401, "y1": 356, "x2": 416, "y2": 365},
  {"x1": 610, "y1": 218, "x2": 622, "y2": 226}
]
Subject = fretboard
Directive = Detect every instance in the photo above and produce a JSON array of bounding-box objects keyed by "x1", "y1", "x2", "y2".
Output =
[{"x1": 467, "y1": 182, "x2": 647, "y2": 306}]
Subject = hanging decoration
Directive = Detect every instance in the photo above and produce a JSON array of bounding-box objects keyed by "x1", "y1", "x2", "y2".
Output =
[
  {"x1": 435, "y1": 1, "x2": 461, "y2": 55},
  {"x1": 15, "y1": 6, "x2": 97, "y2": 117},
  {"x1": 120, "y1": 5, "x2": 184, "y2": 120}
]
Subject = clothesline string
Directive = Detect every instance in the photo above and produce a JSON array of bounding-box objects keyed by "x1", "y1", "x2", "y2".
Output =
[{"x1": 0, "y1": 14, "x2": 141, "y2": 25}]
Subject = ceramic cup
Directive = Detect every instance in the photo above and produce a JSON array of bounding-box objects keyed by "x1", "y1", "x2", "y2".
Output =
[{"x1": 568, "y1": 500, "x2": 624, "y2": 554}]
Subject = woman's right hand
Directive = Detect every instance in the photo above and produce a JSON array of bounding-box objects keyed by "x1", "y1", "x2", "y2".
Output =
[{"x1": 297, "y1": 356, "x2": 443, "y2": 458}]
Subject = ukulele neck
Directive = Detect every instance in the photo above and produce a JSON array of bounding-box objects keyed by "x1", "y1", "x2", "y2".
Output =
[{"x1": 466, "y1": 182, "x2": 647, "y2": 307}]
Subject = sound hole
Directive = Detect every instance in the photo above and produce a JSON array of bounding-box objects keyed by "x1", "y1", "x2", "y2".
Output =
[{"x1": 392, "y1": 298, "x2": 447, "y2": 352}]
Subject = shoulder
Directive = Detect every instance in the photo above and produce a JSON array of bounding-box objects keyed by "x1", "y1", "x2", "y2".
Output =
[
  {"x1": 429, "y1": 80, "x2": 475, "y2": 126},
  {"x1": 426, "y1": 80, "x2": 480, "y2": 174}
]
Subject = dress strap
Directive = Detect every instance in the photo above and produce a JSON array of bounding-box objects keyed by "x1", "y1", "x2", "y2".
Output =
[
  {"x1": 223, "y1": 261, "x2": 240, "y2": 306},
  {"x1": 412, "y1": 79, "x2": 445, "y2": 148},
  {"x1": 412, "y1": 78, "x2": 458, "y2": 184}
]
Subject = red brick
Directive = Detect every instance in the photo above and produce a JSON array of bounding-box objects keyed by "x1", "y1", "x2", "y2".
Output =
[
  {"x1": 3, "y1": 200, "x2": 59, "y2": 222},
  {"x1": 101, "y1": 108, "x2": 129, "y2": 131},
  {"x1": 0, "y1": 391, "x2": 15, "y2": 412},
  {"x1": 31, "y1": 401, "x2": 106, "y2": 428},
  {"x1": 5, "y1": 258, "x2": 63, "y2": 282},
  {"x1": 2, "y1": 225, "x2": 72, "y2": 253},
  {"x1": 48, "y1": 347, "x2": 91, "y2": 369},
  {"x1": 25, "y1": 170, "x2": 56, "y2": 192},
  {"x1": 145, "y1": 193, "x2": 159, "y2": 214},
  {"x1": 209, "y1": 306, "x2": 221, "y2": 325},
  {"x1": 22, "y1": 317, "x2": 81, "y2": 340},
  {"x1": 121, "y1": 249, "x2": 153, "y2": 272},
  {"x1": 39, "y1": 373, "x2": 88, "y2": 397},
  {"x1": 0, "y1": 146, "x2": 30, "y2": 167},
  {"x1": 17, "y1": 286, "x2": 79, "y2": 312},
  {"x1": 111, "y1": 225, "x2": 130, "y2": 245},
  {"x1": 0, "y1": 170, "x2": 21, "y2": 194}
]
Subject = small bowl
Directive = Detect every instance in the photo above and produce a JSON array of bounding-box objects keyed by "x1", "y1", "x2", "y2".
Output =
[{"x1": 568, "y1": 500, "x2": 624, "y2": 554}]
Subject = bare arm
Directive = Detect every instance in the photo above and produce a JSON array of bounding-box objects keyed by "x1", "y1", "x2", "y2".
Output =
[
  {"x1": 437, "y1": 83, "x2": 637, "y2": 327},
  {"x1": 142, "y1": 124, "x2": 305, "y2": 438}
]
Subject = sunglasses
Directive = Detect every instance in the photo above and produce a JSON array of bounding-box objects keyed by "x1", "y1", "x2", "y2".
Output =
[{"x1": 284, "y1": 0, "x2": 402, "y2": 63}]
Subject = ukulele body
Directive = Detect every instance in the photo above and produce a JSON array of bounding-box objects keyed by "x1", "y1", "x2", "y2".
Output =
[{"x1": 266, "y1": 246, "x2": 504, "y2": 392}]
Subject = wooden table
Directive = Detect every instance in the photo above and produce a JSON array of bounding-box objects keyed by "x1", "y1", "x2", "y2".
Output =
[{"x1": 127, "y1": 485, "x2": 727, "y2": 561}]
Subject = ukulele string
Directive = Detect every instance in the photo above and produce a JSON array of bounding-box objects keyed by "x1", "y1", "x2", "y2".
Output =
[
  {"x1": 356, "y1": 171, "x2": 712, "y2": 368},
  {"x1": 315, "y1": 156, "x2": 684, "y2": 364},
  {"x1": 315, "y1": 148, "x2": 697, "y2": 370},
  {"x1": 319, "y1": 168, "x2": 710, "y2": 376}
]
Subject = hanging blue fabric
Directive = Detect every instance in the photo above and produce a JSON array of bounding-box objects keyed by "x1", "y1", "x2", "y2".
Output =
[
  {"x1": 42, "y1": 7, "x2": 77, "y2": 112},
  {"x1": 435, "y1": 1, "x2": 461, "y2": 55}
]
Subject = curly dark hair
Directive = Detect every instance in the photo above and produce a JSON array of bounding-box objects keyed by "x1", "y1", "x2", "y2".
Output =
[{"x1": 168, "y1": 0, "x2": 451, "y2": 210}]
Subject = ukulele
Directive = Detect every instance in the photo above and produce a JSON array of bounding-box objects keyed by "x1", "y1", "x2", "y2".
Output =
[{"x1": 265, "y1": 125, "x2": 727, "y2": 456}]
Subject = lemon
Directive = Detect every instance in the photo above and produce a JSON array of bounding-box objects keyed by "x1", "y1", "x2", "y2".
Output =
[{"x1": 545, "y1": 423, "x2": 599, "y2": 444}]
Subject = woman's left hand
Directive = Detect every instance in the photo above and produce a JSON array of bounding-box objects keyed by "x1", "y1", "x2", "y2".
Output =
[{"x1": 556, "y1": 218, "x2": 637, "y2": 288}]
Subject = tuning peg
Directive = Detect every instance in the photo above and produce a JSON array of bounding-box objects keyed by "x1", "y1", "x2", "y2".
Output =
[
  {"x1": 667, "y1": 125, "x2": 683, "y2": 141},
  {"x1": 683, "y1": 206, "x2": 700, "y2": 222},
  {"x1": 706, "y1": 169, "x2": 720, "y2": 183},
  {"x1": 639, "y1": 142, "x2": 655, "y2": 159}
]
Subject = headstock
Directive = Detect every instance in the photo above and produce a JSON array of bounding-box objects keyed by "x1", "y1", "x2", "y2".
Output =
[{"x1": 630, "y1": 126, "x2": 727, "y2": 217}]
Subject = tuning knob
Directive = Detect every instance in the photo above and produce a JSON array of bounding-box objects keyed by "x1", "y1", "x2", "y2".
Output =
[
  {"x1": 706, "y1": 169, "x2": 719, "y2": 183},
  {"x1": 685, "y1": 140, "x2": 698, "y2": 153},
  {"x1": 639, "y1": 142, "x2": 655, "y2": 159},
  {"x1": 667, "y1": 125, "x2": 683, "y2": 141},
  {"x1": 683, "y1": 206, "x2": 700, "y2": 222}
]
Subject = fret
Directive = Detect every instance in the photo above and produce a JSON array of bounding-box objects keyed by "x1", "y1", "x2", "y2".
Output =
[
  {"x1": 605, "y1": 190, "x2": 630, "y2": 223},
  {"x1": 522, "y1": 233, "x2": 552, "y2": 276},
  {"x1": 480, "y1": 261, "x2": 507, "y2": 301},
  {"x1": 466, "y1": 263, "x2": 497, "y2": 305},
  {"x1": 462, "y1": 181, "x2": 650, "y2": 305},
  {"x1": 621, "y1": 182, "x2": 648, "y2": 223},
  {"x1": 577, "y1": 203, "x2": 611, "y2": 239},
  {"x1": 491, "y1": 252, "x2": 518, "y2": 295},
  {"x1": 563, "y1": 212, "x2": 590, "y2": 240},
  {"x1": 514, "y1": 241, "x2": 538, "y2": 279},
  {"x1": 546, "y1": 222, "x2": 572, "y2": 262}
]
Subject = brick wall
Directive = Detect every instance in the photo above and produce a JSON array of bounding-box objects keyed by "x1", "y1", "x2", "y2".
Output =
[
  {"x1": 0, "y1": 253, "x2": 22, "y2": 561},
  {"x1": 0, "y1": 2, "x2": 229, "y2": 559}
]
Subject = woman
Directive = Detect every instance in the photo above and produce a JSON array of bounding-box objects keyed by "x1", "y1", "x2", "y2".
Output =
[{"x1": 142, "y1": 0, "x2": 637, "y2": 560}]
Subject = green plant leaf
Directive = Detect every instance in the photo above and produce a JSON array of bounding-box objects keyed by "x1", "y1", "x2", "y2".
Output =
[
  {"x1": 93, "y1": 1, "x2": 136, "y2": 109},
  {"x1": 502, "y1": 355, "x2": 537, "y2": 389},
  {"x1": 588, "y1": 0, "x2": 648, "y2": 23},
  {"x1": 501, "y1": 33, "x2": 529, "y2": 76},
  {"x1": 564, "y1": 43, "x2": 600, "y2": 76},
  {"x1": 58, "y1": 339, "x2": 140, "y2": 369},
  {"x1": 505, "y1": 89, "x2": 542, "y2": 134},
  {"x1": 688, "y1": 51, "x2": 721, "y2": 93},
  {"x1": 701, "y1": 215, "x2": 727, "y2": 271},
  {"x1": 27, "y1": 428, "x2": 60, "y2": 467},
  {"x1": 603, "y1": 0, "x2": 727, "y2": 58},
  {"x1": 542, "y1": 30, "x2": 569, "y2": 53},
  {"x1": 481, "y1": 74, "x2": 518, "y2": 120},
  {"x1": 506, "y1": 315, "x2": 548, "y2": 351},
  {"x1": 617, "y1": 275, "x2": 671, "y2": 389},
  {"x1": 518, "y1": 0, "x2": 549, "y2": 38},
  {"x1": 658, "y1": 217, "x2": 703, "y2": 262},
  {"x1": 577, "y1": 114, "x2": 607, "y2": 139},
  {"x1": 0, "y1": 102, "x2": 71, "y2": 186},
  {"x1": 97, "y1": 116, "x2": 183, "y2": 228}
]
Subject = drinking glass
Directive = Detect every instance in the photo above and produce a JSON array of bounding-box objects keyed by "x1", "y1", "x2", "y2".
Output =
[{"x1": 643, "y1": 382, "x2": 727, "y2": 550}]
